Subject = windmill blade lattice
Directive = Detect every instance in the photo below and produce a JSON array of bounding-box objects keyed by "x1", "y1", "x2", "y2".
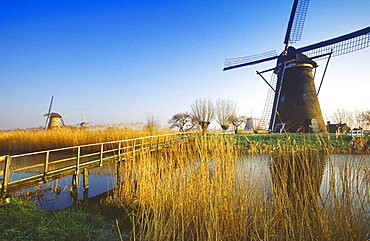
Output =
[
  {"x1": 44, "y1": 96, "x2": 54, "y2": 129},
  {"x1": 224, "y1": 50, "x2": 277, "y2": 71},
  {"x1": 259, "y1": 73, "x2": 277, "y2": 130},
  {"x1": 284, "y1": 0, "x2": 310, "y2": 45},
  {"x1": 298, "y1": 26, "x2": 370, "y2": 60}
]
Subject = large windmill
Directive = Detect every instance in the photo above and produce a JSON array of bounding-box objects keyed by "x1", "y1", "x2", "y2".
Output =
[
  {"x1": 223, "y1": 0, "x2": 370, "y2": 133},
  {"x1": 44, "y1": 96, "x2": 65, "y2": 130}
]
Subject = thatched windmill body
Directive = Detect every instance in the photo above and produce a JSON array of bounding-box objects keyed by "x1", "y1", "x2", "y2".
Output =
[
  {"x1": 44, "y1": 96, "x2": 65, "y2": 129},
  {"x1": 223, "y1": 0, "x2": 370, "y2": 133}
]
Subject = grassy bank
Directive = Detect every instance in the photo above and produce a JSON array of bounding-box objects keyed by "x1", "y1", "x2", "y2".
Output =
[
  {"x1": 234, "y1": 133, "x2": 366, "y2": 154},
  {"x1": 0, "y1": 199, "x2": 122, "y2": 240}
]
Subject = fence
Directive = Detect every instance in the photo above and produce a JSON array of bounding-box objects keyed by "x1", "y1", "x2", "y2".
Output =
[{"x1": 0, "y1": 132, "x2": 194, "y2": 197}]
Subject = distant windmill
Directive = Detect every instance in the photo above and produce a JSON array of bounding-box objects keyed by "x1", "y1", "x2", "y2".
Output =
[
  {"x1": 244, "y1": 117, "x2": 255, "y2": 132},
  {"x1": 224, "y1": 0, "x2": 370, "y2": 133},
  {"x1": 71, "y1": 114, "x2": 92, "y2": 128},
  {"x1": 44, "y1": 96, "x2": 65, "y2": 130}
]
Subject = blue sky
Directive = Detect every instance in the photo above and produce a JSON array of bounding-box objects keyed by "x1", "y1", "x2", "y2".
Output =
[{"x1": 1, "y1": 0, "x2": 369, "y2": 130}]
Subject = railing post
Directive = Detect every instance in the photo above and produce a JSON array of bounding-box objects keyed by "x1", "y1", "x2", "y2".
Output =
[
  {"x1": 116, "y1": 161, "x2": 121, "y2": 183},
  {"x1": 71, "y1": 173, "x2": 79, "y2": 204},
  {"x1": 100, "y1": 143, "x2": 104, "y2": 166},
  {"x1": 43, "y1": 151, "x2": 50, "y2": 182},
  {"x1": 123, "y1": 140, "x2": 129, "y2": 160},
  {"x1": 76, "y1": 146, "x2": 81, "y2": 174},
  {"x1": 118, "y1": 141, "x2": 122, "y2": 161},
  {"x1": 140, "y1": 138, "x2": 144, "y2": 152},
  {"x1": 132, "y1": 139, "x2": 136, "y2": 158},
  {"x1": 71, "y1": 146, "x2": 81, "y2": 196},
  {"x1": 83, "y1": 168, "x2": 89, "y2": 189},
  {"x1": 1, "y1": 155, "x2": 11, "y2": 198},
  {"x1": 142, "y1": 137, "x2": 146, "y2": 151},
  {"x1": 137, "y1": 138, "x2": 141, "y2": 153}
]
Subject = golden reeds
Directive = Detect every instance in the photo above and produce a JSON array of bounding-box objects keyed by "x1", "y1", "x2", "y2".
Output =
[
  {"x1": 0, "y1": 123, "x2": 175, "y2": 155},
  {"x1": 110, "y1": 135, "x2": 369, "y2": 240}
]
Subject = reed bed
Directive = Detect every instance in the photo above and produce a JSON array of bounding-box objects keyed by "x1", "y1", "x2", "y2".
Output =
[
  {"x1": 109, "y1": 135, "x2": 369, "y2": 240},
  {"x1": 0, "y1": 123, "x2": 175, "y2": 155}
]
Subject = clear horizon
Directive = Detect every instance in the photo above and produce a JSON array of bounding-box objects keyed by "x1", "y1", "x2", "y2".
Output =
[{"x1": 1, "y1": 0, "x2": 369, "y2": 130}]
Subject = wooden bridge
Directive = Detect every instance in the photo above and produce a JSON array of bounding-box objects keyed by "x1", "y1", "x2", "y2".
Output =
[{"x1": 0, "y1": 132, "x2": 195, "y2": 198}]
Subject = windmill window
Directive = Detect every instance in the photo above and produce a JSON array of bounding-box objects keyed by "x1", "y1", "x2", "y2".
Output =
[{"x1": 303, "y1": 93, "x2": 308, "y2": 101}]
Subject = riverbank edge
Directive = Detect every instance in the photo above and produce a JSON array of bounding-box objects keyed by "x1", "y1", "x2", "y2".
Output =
[
  {"x1": 0, "y1": 197, "x2": 126, "y2": 240},
  {"x1": 233, "y1": 133, "x2": 369, "y2": 154}
]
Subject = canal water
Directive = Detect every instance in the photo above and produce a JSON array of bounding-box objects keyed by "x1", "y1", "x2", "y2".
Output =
[{"x1": 11, "y1": 154, "x2": 370, "y2": 211}]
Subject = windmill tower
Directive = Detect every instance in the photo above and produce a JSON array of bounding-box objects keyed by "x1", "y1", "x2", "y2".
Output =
[
  {"x1": 223, "y1": 0, "x2": 370, "y2": 133},
  {"x1": 277, "y1": 48, "x2": 325, "y2": 132},
  {"x1": 44, "y1": 96, "x2": 65, "y2": 130}
]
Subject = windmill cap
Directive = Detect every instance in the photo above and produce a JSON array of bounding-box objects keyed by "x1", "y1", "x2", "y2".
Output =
[
  {"x1": 287, "y1": 46, "x2": 318, "y2": 68},
  {"x1": 49, "y1": 112, "x2": 62, "y2": 118}
]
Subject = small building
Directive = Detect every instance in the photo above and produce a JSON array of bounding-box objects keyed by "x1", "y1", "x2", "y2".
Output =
[
  {"x1": 326, "y1": 121, "x2": 350, "y2": 133},
  {"x1": 349, "y1": 128, "x2": 363, "y2": 136}
]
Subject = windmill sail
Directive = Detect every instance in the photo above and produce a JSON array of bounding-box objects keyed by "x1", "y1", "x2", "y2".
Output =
[
  {"x1": 284, "y1": 0, "x2": 310, "y2": 45},
  {"x1": 259, "y1": 74, "x2": 277, "y2": 130},
  {"x1": 44, "y1": 96, "x2": 54, "y2": 129},
  {"x1": 298, "y1": 26, "x2": 370, "y2": 59},
  {"x1": 223, "y1": 50, "x2": 277, "y2": 71}
]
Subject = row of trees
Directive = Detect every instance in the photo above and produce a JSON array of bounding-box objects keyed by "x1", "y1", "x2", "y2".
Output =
[
  {"x1": 168, "y1": 98, "x2": 246, "y2": 133},
  {"x1": 330, "y1": 108, "x2": 370, "y2": 129},
  {"x1": 168, "y1": 102, "x2": 370, "y2": 134}
]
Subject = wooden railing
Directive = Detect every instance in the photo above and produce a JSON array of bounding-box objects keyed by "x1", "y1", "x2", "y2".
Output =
[{"x1": 0, "y1": 132, "x2": 195, "y2": 197}]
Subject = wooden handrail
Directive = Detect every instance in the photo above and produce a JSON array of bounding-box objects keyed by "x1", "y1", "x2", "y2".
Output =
[{"x1": 0, "y1": 132, "x2": 196, "y2": 197}]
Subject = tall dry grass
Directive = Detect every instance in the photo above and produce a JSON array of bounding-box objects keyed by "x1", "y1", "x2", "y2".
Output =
[
  {"x1": 0, "y1": 123, "x2": 175, "y2": 155},
  {"x1": 110, "y1": 135, "x2": 369, "y2": 240}
]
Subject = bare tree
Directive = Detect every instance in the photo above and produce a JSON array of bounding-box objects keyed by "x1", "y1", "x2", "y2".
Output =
[
  {"x1": 353, "y1": 109, "x2": 367, "y2": 129},
  {"x1": 191, "y1": 98, "x2": 214, "y2": 134},
  {"x1": 330, "y1": 108, "x2": 353, "y2": 127},
  {"x1": 329, "y1": 108, "x2": 370, "y2": 130},
  {"x1": 359, "y1": 110, "x2": 370, "y2": 128},
  {"x1": 215, "y1": 99, "x2": 236, "y2": 130},
  {"x1": 145, "y1": 115, "x2": 160, "y2": 134},
  {"x1": 168, "y1": 112, "x2": 196, "y2": 132},
  {"x1": 229, "y1": 115, "x2": 246, "y2": 134}
]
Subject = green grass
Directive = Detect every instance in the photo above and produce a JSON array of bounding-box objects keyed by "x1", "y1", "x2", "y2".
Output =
[
  {"x1": 0, "y1": 199, "x2": 122, "y2": 241},
  {"x1": 234, "y1": 133, "x2": 357, "y2": 153}
]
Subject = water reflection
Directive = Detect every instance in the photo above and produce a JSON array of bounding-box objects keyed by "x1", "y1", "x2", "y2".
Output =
[
  {"x1": 12, "y1": 152, "x2": 369, "y2": 216},
  {"x1": 270, "y1": 152, "x2": 325, "y2": 221},
  {"x1": 15, "y1": 163, "x2": 118, "y2": 210},
  {"x1": 320, "y1": 154, "x2": 369, "y2": 213},
  {"x1": 236, "y1": 153, "x2": 369, "y2": 223}
]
